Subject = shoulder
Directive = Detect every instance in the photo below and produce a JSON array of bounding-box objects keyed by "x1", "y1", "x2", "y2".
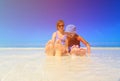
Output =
[
  {"x1": 52, "y1": 31, "x2": 57, "y2": 37},
  {"x1": 74, "y1": 33, "x2": 79, "y2": 37},
  {"x1": 72, "y1": 33, "x2": 79, "y2": 39},
  {"x1": 53, "y1": 32, "x2": 56, "y2": 34},
  {"x1": 52, "y1": 31, "x2": 58, "y2": 35}
]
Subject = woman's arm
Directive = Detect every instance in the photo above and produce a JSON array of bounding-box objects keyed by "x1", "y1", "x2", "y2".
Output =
[{"x1": 77, "y1": 35, "x2": 91, "y2": 54}]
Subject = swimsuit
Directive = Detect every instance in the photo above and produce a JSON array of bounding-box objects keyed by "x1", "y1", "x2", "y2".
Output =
[
  {"x1": 68, "y1": 34, "x2": 80, "y2": 52},
  {"x1": 55, "y1": 32, "x2": 67, "y2": 45}
]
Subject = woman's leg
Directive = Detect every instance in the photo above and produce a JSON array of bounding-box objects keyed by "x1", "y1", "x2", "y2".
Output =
[
  {"x1": 77, "y1": 48, "x2": 86, "y2": 56},
  {"x1": 70, "y1": 45, "x2": 86, "y2": 56}
]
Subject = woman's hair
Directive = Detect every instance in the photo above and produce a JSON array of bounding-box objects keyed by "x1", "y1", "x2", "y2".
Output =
[{"x1": 56, "y1": 20, "x2": 64, "y2": 30}]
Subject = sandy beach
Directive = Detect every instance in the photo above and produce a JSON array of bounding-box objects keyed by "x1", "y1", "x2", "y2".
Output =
[{"x1": 0, "y1": 47, "x2": 120, "y2": 81}]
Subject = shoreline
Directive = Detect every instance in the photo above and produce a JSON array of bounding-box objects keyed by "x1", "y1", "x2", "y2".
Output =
[{"x1": 0, "y1": 47, "x2": 120, "y2": 50}]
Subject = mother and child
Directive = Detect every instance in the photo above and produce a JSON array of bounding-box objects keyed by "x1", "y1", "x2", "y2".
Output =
[{"x1": 45, "y1": 20, "x2": 91, "y2": 56}]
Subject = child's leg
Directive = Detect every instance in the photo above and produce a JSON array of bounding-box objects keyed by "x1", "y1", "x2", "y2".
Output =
[
  {"x1": 54, "y1": 40, "x2": 67, "y2": 56},
  {"x1": 45, "y1": 40, "x2": 55, "y2": 56}
]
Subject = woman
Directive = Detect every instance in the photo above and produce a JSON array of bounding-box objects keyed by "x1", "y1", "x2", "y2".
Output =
[{"x1": 65, "y1": 24, "x2": 91, "y2": 56}]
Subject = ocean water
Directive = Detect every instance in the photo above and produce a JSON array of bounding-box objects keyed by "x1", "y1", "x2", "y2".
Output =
[{"x1": 0, "y1": 47, "x2": 120, "y2": 81}]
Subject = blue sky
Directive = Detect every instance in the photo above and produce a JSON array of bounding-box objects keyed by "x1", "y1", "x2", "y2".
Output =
[{"x1": 0, "y1": 0, "x2": 120, "y2": 47}]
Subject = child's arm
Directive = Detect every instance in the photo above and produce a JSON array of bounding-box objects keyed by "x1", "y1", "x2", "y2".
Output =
[
  {"x1": 77, "y1": 35, "x2": 91, "y2": 55},
  {"x1": 51, "y1": 32, "x2": 56, "y2": 44},
  {"x1": 51, "y1": 32, "x2": 57, "y2": 52}
]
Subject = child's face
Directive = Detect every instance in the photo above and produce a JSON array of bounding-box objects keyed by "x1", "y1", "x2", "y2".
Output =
[{"x1": 57, "y1": 23, "x2": 64, "y2": 32}]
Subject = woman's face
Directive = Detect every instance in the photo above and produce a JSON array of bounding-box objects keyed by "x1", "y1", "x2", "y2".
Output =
[
  {"x1": 67, "y1": 32, "x2": 76, "y2": 38},
  {"x1": 57, "y1": 23, "x2": 64, "y2": 32}
]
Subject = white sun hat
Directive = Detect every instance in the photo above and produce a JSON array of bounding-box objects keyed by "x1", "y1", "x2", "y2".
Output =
[{"x1": 65, "y1": 24, "x2": 76, "y2": 33}]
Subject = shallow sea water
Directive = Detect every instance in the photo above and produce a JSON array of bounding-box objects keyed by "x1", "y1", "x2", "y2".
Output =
[{"x1": 0, "y1": 47, "x2": 120, "y2": 81}]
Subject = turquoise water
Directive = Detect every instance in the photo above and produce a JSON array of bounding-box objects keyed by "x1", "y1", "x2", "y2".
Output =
[{"x1": 0, "y1": 42, "x2": 120, "y2": 47}]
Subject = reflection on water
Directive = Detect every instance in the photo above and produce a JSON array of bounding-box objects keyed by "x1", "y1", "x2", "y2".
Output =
[
  {"x1": 0, "y1": 48, "x2": 120, "y2": 81},
  {"x1": 43, "y1": 56, "x2": 91, "y2": 81},
  {"x1": 42, "y1": 49, "x2": 120, "y2": 81}
]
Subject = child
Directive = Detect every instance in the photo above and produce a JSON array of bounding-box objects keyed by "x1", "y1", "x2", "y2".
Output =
[
  {"x1": 45, "y1": 20, "x2": 68, "y2": 56},
  {"x1": 65, "y1": 24, "x2": 91, "y2": 56}
]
